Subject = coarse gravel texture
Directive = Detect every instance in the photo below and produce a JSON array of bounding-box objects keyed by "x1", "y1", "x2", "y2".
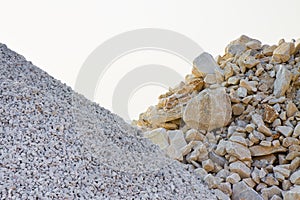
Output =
[{"x1": 0, "y1": 43, "x2": 216, "y2": 199}]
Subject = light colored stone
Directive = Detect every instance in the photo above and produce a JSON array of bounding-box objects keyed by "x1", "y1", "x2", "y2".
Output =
[
  {"x1": 204, "y1": 74, "x2": 217, "y2": 84},
  {"x1": 252, "y1": 114, "x2": 272, "y2": 136},
  {"x1": 290, "y1": 170, "x2": 300, "y2": 184},
  {"x1": 293, "y1": 123, "x2": 300, "y2": 137},
  {"x1": 202, "y1": 159, "x2": 215, "y2": 172},
  {"x1": 232, "y1": 181, "x2": 263, "y2": 200},
  {"x1": 282, "y1": 137, "x2": 299, "y2": 147},
  {"x1": 226, "y1": 173, "x2": 241, "y2": 184},
  {"x1": 236, "y1": 87, "x2": 247, "y2": 98},
  {"x1": 232, "y1": 103, "x2": 245, "y2": 115},
  {"x1": 261, "y1": 186, "x2": 282, "y2": 200},
  {"x1": 276, "y1": 126, "x2": 293, "y2": 137},
  {"x1": 286, "y1": 101, "x2": 298, "y2": 117},
  {"x1": 143, "y1": 128, "x2": 169, "y2": 150},
  {"x1": 249, "y1": 145, "x2": 287, "y2": 156},
  {"x1": 246, "y1": 40, "x2": 262, "y2": 50},
  {"x1": 290, "y1": 157, "x2": 300, "y2": 172},
  {"x1": 272, "y1": 42, "x2": 294, "y2": 63},
  {"x1": 284, "y1": 185, "x2": 300, "y2": 200},
  {"x1": 193, "y1": 52, "x2": 220, "y2": 76},
  {"x1": 273, "y1": 65, "x2": 292, "y2": 98},
  {"x1": 194, "y1": 167, "x2": 208, "y2": 181},
  {"x1": 227, "y1": 76, "x2": 240, "y2": 85},
  {"x1": 282, "y1": 180, "x2": 292, "y2": 191},
  {"x1": 229, "y1": 161, "x2": 251, "y2": 178},
  {"x1": 185, "y1": 129, "x2": 205, "y2": 142},
  {"x1": 243, "y1": 178, "x2": 256, "y2": 188},
  {"x1": 183, "y1": 87, "x2": 232, "y2": 131},
  {"x1": 226, "y1": 141, "x2": 251, "y2": 161},
  {"x1": 274, "y1": 165, "x2": 291, "y2": 181},
  {"x1": 214, "y1": 189, "x2": 230, "y2": 200},
  {"x1": 215, "y1": 139, "x2": 227, "y2": 156},
  {"x1": 264, "y1": 105, "x2": 279, "y2": 123},
  {"x1": 165, "y1": 130, "x2": 187, "y2": 160},
  {"x1": 270, "y1": 195, "x2": 282, "y2": 200},
  {"x1": 240, "y1": 79, "x2": 258, "y2": 93},
  {"x1": 263, "y1": 45, "x2": 277, "y2": 56},
  {"x1": 204, "y1": 174, "x2": 218, "y2": 189},
  {"x1": 262, "y1": 174, "x2": 279, "y2": 186}
]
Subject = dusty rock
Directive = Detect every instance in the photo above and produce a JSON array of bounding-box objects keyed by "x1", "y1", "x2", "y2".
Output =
[
  {"x1": 273, "y1": 65, "x2": 292, "y2": 98},
  {"x1": 183, "y1": 87, "x2": 232, "y2": 131},
  {"x1": 202, "y1": 159, "x2": 215, "y2": 172},
  {"x1": 226, "y1": 141, "x2": 251, "y2": 161},
  {"x1": 261, "y1": 186, "x2": 282, "y2": 200},
  {"x1": 290, "y1": 170, "x2": 300, "y2": 184},
  {"x1": 232, "y1": 181, "x2": 263, "y2": 200},
  {"x1": 193, "y1": 52, "x2": 220, "y2": 76},
  {"x1": 264, "y1": 105, "x2": 279, "y2": 123},
  {"x1": 276, "y1": 126, "x2": 293, "y2": 137},
  {"x1": 292, "y1": 124, "x2": 300, "y2": 137},
  {"x1": 204, "y1": 174, "x2": 219, "y2": 189},
  {"x1": 144, "y1": 128, "x2": 169, "y2": 150},
  {"x1": 214, "y1": 189, "x2": 230, "y2": 200},
  {"x1": 232, "y1": 103, "x2": 245, "y2": 115},
  {"x1": 226, "y1": 173, "x2": 241, "y2": 184},
  {"x1": 284, "y1": 186, "x2": 300, "y2": 200},
  {"x1": 229, "y1": 161, "x2": 251, "y2": 178},
  {"x1": 272, "y1": 42, "x2": 294, "y2": 63},
  {"x1": 286, "y1": 101, "x2": 298, "y2": 117},
  {"x1": 249, "y1": 145, "x2": 287, "y2": 156},
  {"x1": 240, "y1": 79, "x2": 258, "y2": 93},
  {"x1": 185, "y1": 129, "x2": 205, "y2": 142},
  {"x1": 252, "y1": 114, "x2": 272, "y2": 136}
]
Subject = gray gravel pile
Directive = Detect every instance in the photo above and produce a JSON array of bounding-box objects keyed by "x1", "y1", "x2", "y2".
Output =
[{"x1": 0, "y1": 44, "x2": 216, "y2": 199}]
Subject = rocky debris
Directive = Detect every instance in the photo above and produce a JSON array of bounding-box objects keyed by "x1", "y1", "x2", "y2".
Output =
[
  {"x1": 284, "y1": 186, "x2": 300, "y2": 200},
  {"x1": 136, "y1": 35, "x2": 300, "y2": 199},
  {"x1": 0, "y1": 44, "x2": 217, "y2": 199}
]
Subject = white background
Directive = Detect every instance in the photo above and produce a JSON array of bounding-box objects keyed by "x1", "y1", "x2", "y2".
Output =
[{"x1": 1, "y1": 0, "x2": 300, "y2": 119}]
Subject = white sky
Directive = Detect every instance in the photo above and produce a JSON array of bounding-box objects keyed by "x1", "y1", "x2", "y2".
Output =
[{"x1": 1, "y1": 0, "x2": 300, "y2": 120}]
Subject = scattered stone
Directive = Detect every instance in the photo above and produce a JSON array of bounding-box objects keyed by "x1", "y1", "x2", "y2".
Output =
[
  {"x1": 229, "y1": 161, "x2": 251, "y2": 178},
  {"x1": 183, "y1": 87, "x2": 232, "y2": 131},
  {"x1": 276, "y1": 126, "x2": 293, "y2": 137},
  {"x1": 264, "y1": 105, "x2": 279, "y2": 123},
  {"x1": 232, "y1": 181, "x2": 263, "y2": 200},
  {"x1": 193, "y1": 52, "x2": 220, "y2": 76},
  {"x1": 261, "y1": 186, "x2": 282, "y2": 200},
  {"x1": 273, "y1": 65, "x2": 292, "y2": 98},
  {"x1": 290, "y1": 170, "x2": 300, "y2": 184},
  {"x1": 284, "y1": 186, "x2": 300, "y2": 200},
  {"x1": 144, "y1": 128, "x2": 169, "y2": 150},
  {"x1": 202, "y1": 159, "x2": 215, "y2": 172},
  {"x1": 226, "y1": 173, "x2": 241, "y2": 184},
  {"x1": 272, "y1": 42, "x2": 294, "y2": 63},
  {"x1": 249, "y1": 145, "x2": 287, "y2": 156},
  {"x1": 292, "y1": 124, "x2": 300, "y2": 137},
  {"x1": 286, "y1": 101, "x2": 298, "y2": 117},
  {"x1": 226, "y1": 141, "x2": 251, "y2": 161}
]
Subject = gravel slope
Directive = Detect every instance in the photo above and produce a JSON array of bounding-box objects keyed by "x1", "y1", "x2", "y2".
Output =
[{"x1": 0, "y1": 44, "x2": 216, "y2": 199}]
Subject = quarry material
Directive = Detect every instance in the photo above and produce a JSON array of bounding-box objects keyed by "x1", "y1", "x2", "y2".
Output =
[
  {"x1": 136, "y1": 35, "x2": 300, "y2": 200},
  {"x1": 0, "y1": 44, "x2": 216, "y2": 199}
]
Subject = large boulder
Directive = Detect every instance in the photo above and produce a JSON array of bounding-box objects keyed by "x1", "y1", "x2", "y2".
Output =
[{"x1": 183, "y1": 87, "x2": 232, "y2": 131}]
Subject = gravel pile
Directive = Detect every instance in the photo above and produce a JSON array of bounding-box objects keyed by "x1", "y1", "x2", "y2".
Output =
[{"x1": 0, "y1": 44, "x2": 216, "y2": 199}]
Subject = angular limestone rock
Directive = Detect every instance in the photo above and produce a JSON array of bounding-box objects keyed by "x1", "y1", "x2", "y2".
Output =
[
  {"x1": 143, "y1": 128, "x2": 169, "y2": 150},
  {"x1": 193, "y1": 52, "x2": 220, "y2": 77},
  {"x1": 232, "y1": 181, "x2": 263, "y2": 200},
  {"x1": 183, "y1": 87, "x2": 232, "y2": 131},
  {"x1": 273, "y1": 65, "x2": 292, "y2": 98}
]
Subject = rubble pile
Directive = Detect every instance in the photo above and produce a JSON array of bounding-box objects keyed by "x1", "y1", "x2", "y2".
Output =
[{"x1": 135, "y1": 35, "x2": 300, "y2": 200}]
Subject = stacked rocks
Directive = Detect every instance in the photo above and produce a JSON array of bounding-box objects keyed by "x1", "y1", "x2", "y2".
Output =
[{"x1": 136, "y1": 35, "x2": 300, "y2": 200}]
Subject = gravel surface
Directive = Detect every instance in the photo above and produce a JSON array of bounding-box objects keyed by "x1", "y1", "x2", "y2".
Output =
[{"x1": 0, "y1": 44, "x2": 216, "y2": 199}]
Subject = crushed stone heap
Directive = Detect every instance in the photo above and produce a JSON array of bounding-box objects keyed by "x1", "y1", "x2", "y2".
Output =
[
  {"x1": 135, "y1": 35, "x2": 300, "y2": 200},
  {"x1": 0, "y1": 44, "x2": 216, "y2": 199}
]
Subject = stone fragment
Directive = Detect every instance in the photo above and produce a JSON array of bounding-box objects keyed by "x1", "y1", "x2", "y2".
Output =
[
  {"x1": 240, "y1": 79, "x2": 258, "y2": 93},
  {"x1": 202, "y1": 159, "x2": 215, "y2": 172},
  {"x1": 165, "y1": 130, "x2": 187, "y2": 160},
  {"x1": 249, "y1": 145, "x2": 287, "y2": 156},
  {"x1": 286, "y1": 101, "x2": 298, "y2": 117},
  {"x1": 232, "y1": 103, "x2": 245, "y2": 115},
  {"x1": 226, "y1": 141, "x2": 251, "y2": 161},
  {"x1": 226, "y1": 173, "x2": 241, "y2": 184},
  {"x1": 282, "y1": 137, "x2": 299, "y2": 147},
  {"x1": 218, "y1": 182, "x2": 232, "y2": 196},
  {"x1": 215, "y1": 139, "x2": 227, "y2": 156},
  {"x1": 229, "y1": 161, "x2": 251, "y2": 178},
  {"x1": 282, "y1": 180, "x2": 292, "y2": 191},
  {"x1": 270, "y1": 195, "x2": 282, "y2": 200},
  {"x1": 183, "y1": 87, "x2": 232, "y2": 131},
  {"x1": 261, "y1": 186, "x2": 282, "y2": 200},
  {"x1": 193, "y1": 52, "x2": 219, "y2": 77},
  {"x1": 262, "y1": 174, "x2": 279, "y2": 186},
  {"x1": 263, "y1": 45, "x2": 277, "y2": 56},
  {"x1": 273, "y1": 165, "x2": 291, "y2": 181},
  {"x1": 214, "y1": 189, "x2": 230, "y2": 200},
  {"x1": 232, "y1": 181, "x2": 263, "y2": 200},
  {"x1": 264, "y1": 105, "x2": 279, "y2": 123},
  {"x1": 227, "y1": 76, "x2": 240, "y2": 85},
  {"x1": 204, "y1": 174, "x2": 218, "y2": 189},
  {"x1": 143, "y1": 128, "x2": 169, "y2": 150},
  {"x1": 293, "y1": 124, "x2": 300, "y2": 138},
  {"x1": 273, "y1": 65, "x2": 292, "y2": 98},
  {"x1": 290, "y1": 170, "x2": 300, "y2": 184},
  {"x1": 272, "y1": 42, "x2": 294, "y2": 63},
  {"x1": 224, "y1": 64, "x2": 234, "y2": 80},
  {"x1": 290, "y1": 157, "x2": 300, "y2": 172},
  {"x1": 276, "y1": 126, "x2": 293, "y2": 137},
  {"x1": 194, "y1": 167, "x2": 208, "y2": 181},
  {"x1": 236, "y1": 87, "x2": 247, "y2": 98},
  {"x1": 185, "y1": 129, "x2": 204, "y2": 142},
  {"x1": 284, "y1": 186, "x2": 300, "y2": 200},
  {"x1": 243, "y1": 178, "x2": 256, "y2": 188},
  {"x1": 208, "y1": 151, "x2": 227, "y2": 167},
  {"x1": 252, "y1": 114, "x2": 272, "y2": 136},
  {"x1": 204, "y1": 74, "x2": 217, "y2": 84},
  {"x1": 246, "y1": 40, "x2": 262, "y2": 50}
]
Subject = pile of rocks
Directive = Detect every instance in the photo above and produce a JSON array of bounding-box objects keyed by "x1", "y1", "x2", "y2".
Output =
[{"x1": 135, "y1": 35, "x2": 300, "y2": 200}]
